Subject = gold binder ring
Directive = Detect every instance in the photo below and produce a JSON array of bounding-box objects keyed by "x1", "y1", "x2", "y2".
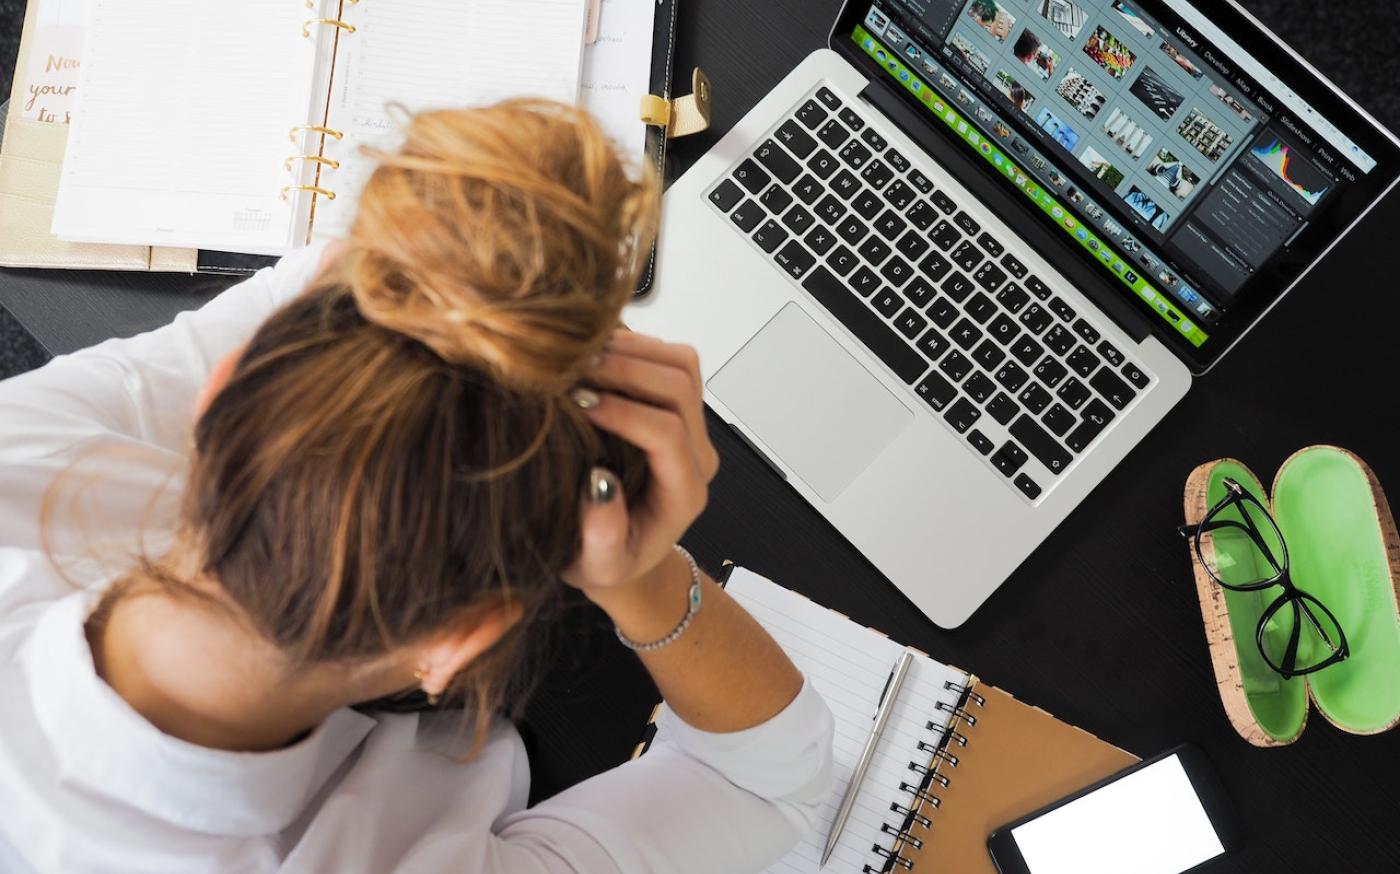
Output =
[
  {"x1": 285, "y1": 155, "x2": 342, "y2": 172},
  {"x1": 281, "y1": 185, "x2": 337, "y2": 202},
  {"x1": 289, "y1": 125, "x2": 344, "y2": 143},
  {"x1": 302, "y1": 18, "x2": 355, "y2": 38}
]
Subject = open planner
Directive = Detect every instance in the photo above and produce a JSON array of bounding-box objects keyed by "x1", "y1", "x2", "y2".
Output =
[{"x1": 644, "y1": 569, "x2": 1137, "y2": 874}]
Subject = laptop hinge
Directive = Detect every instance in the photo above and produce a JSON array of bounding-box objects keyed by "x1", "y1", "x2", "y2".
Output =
[{"x1": 859, "y1": 82, "x2": 1153, "y2": 345}]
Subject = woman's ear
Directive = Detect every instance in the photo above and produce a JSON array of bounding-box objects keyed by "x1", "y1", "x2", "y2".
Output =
[
  {"x1": 195, "y1": 346, "x2": 245, "y2": 421},
  {"x1": 415, "y1": 601, "x2": 525, "y2": 698}
]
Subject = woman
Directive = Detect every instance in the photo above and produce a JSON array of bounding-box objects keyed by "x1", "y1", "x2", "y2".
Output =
[{"x1": 0, "y1": 101, "x2": 834, "y2": 872}]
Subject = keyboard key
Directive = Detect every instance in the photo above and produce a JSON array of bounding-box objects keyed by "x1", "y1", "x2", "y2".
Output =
[
  {"x1": 853, "y1": 190, "x2": 883, "y2": 219},
  {"x1": 886, "y1": 149, "x2": 910, "y2": 173},
  {"x1": 831, "y1": 169, "x2": 860, "y2": 200},
  {"x1": 1057, "y1": 377, "x2": 1090, "y2": 409},
  {"x1": 1043, "y1": 403, "x2": 1075, "y2": 436},
  {"x1": 1090, "y1": 369, "x2": 1137, "y2": 410},
  {"x1": 752, "y1": 219, "x2": 788, "y2": 253},
  {"x1": 953, "y1": 211, "x2": 980, "y2": 236},
  {"x1": 951, "y1": 240, "x2": 984, "y2": 272},
  {"x1": 968, "y1": 429, "x2": 995, "y2": 456},
  {"x1": 915, "y1": 327, "x2": 950, "y2": 361},
  {"x1": 1098, "y1": 342, "x2": 1125, "y2": 368},
  {"x1": 730, "y1": 199, "x2": 762, "y2": 232},
  {"x1": 801, "y1": 267, "x2": 927, "y2": 384},
  {"x1": 1072, "y1": 319, "x2": 1101, "y2": 346},
  {"x1": 839, "y1": 140, "x2": 872, "y2": 169},
  {"x1": 944, "y1": 398, "x2": 982, "y2": 433},
  {"x1": 972, "y1": 339, "x2": 1006, "y2": 371},
  {"x1": 837, "y1": 215, "x2": 869, "y2": 245},
  {"x1": 1014, "y1": 474, "x2": 1042, "y2": 500},
  {"x1": 807, "y1": 149, "x2": 839, "y2": 179},
  {"x1": 920, "y1": 251, "x2": 952, "y2": 283},
  {"x1": 1066, "y1": 346, "x2": 1099, "y2": 378},
  {"x1": 997, "y1": 283, "x2": 1030, "y2": 313},
  {"x1": 915, "y1": 371, "x2": 958, "y2": 410},
  {"x1": 774, "y1": 240, "x2": 816, "y2": 280},
  {"x1": 828, "y1": 245, "x2": 859, "y2": 276},
  {"x1": 818, "y1": 118, "x2": 851, "y2": 149},
  {"x1": 760, "y1": 184, "x2": 794, "y2": 214},
  {"x1": 904, "y1": 276, "x2": 937, "y2": 308},
  {"x1": 710, "y1": 179, "x2": 744, "y2": 212},
  {"x1": 1048, "y1": 296, "x2": 1076, "y2": 322},
  {"x1": 940, "y1": 350, "x2": 974, "y2": 382},
  {"x1": 966, "y1": 293, "x2": 997, "y2": 324},
  {"x1": 973, "y1": 262, "x2": 1008, "y2": 293},
  {"x1": 896, "y1": 230, "x2": 930, "y2": 261},
  {"x1": 1019, "y1": 303, "x2": 1052, "y2": 335},
  {"x1": 930, "y1": 220, "x2": 961, "y2": 251},
  {"x1": 874, "y1": 209, "x2": 908, "y2": 241},
  {"x1": 1025, "y1": 274, "x2": 1052, "y2": 300},
  {"x1": 805, "y1": 225, "x2": 837, "y2": 256},
  {"x1": 796, "y1": 98, "x2": 828, "y2": 129},
  {"x1": 965, "y1": 372, "x2": 997, "y2": 403},
  {"x1": 755, "y1": 139, "x2": 801, "y2": 183},
  {"x1": 782, "y1": 205, "x2": 816, "y2": 235},
  {"x1": 816, "y1": 87, "x2": 841, "y2": 110},
  {"x1": 995, "y1": 361, "x2": 1029, "y2": 392},
  {"x1": 734, "y1": 160, "x2": 770, "y2": 194},
  {"x1": 908, "y1": 169, "x2": 934, "y2": 193},
  {"x1": 1010, "y1": 416, "x2": 1071, "y2": 475},
  {"x1": 881, "y1": 256, "x2": 914, "y2": 288},
  {"x1": 1019, "y1": 383, "x2": 1052, "y2": 415},
  {"x1": 793, "y1": 174, "x2": 823, "y2": 204},
  {"x1": 838, "y1": 107, "x2": 865, "y2": 130},
  {"x1": 776, "y1": 119, "x2": 817, "y2": 158},
  {"x1": 884, "y1": 180, "x2": 917, "y2": 211},
  {"x1": 927, "y1": 296, "x2": 958, "y2": 328},
  {"x1": 862, "y1": 160, "x2": 895, "y2": 190},
  {"x1": 988, "y1": 314, "x2": 1020, "y2": 345},
  {"x1": 872, "y1": 288, "x2": 902, "y2": 317},
  {"x1": 1002, "y1": 254, "x2": 1028, "y2": 278},
  {"x1": 976, "y1": 233, "x2": 1005, "y2": 258},
  {"x1": 1010, "y1": 335, "x2": 1043, "y2": 367},
  {"x1": 907, "y1": 201, "x2": 939, "y2": 231},
  {"x1": 815, "y1": 194, "x2": 847, "y2": 226},
  {"x1": 931, "y1": 190, "x2": 957, "y2": 214},
  {"x1": 1033, "y1": 357, "x2": 1068, "y2": 388},
  {"x1": 857, "y1": 237, "x2": 892, "y2": 266},
  {"x1": 860, "y1": 128, "x2": 888, "y2": 151},
  {"x1": 987, "y1": 392, "x2": 1020, "y2": 426},
  {"x1": 1044, "y1": 325, "x2": 1075, "y2": 356},
  {"x1": 941, "y1": 272, "x2": 975, "y2": 302},
  {"x1": 850, "y1": 266, "x2": 881, "y2": 296},
  {"x1": 991, "y1": 442, "x2": 1028, "y2": 476},
  {"x1": 1065, "y1": 399, "x2": 1115, "y2": 452},
  {"x1": 950, "y1": 318, "x2": 982, "y2": 350},
  {"x1": 1122, "y1": 361, "x2": 1150, "y2": 389}
]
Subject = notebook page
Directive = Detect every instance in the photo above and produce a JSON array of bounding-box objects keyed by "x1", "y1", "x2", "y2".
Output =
[
  {"x1": 51, "y1": 0, "x2": 322, "y2": 253},
  {"x1": 654, "y1": 569, "x2": 968, "y2": 874},
  {"x1": 313, "y1": 0, "x2": 589, "y2": 239},
  {"x1": 579, "y1": 0, "x2": 655, "y2": 161}
]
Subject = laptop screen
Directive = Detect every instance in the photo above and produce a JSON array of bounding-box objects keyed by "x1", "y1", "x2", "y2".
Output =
[{"x1": 836, "y1": 0, "x2": 1399, "y2": 367}]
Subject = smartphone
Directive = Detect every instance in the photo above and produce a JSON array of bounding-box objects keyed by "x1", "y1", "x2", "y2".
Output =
[{"x1": 987, "y1": 745, "x2": 1242, "y2": 874}]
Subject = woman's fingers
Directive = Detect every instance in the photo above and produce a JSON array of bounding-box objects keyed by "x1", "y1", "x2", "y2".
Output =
[
  {"x1": 564, "y1": 468, "x2": 634, "y2": 589},
  {"x1": 582, "y1": 392, "x2": 708, "y2": 522},
  {"x1": 606, "y1": 330, "x2": 702, "y2": 394}
]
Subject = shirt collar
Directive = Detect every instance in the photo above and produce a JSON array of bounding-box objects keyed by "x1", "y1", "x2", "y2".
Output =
[{"x1": 23, "y1": 592, "x2": 377, "y2": 837}]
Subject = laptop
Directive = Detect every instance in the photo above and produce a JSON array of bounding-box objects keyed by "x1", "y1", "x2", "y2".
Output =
[{"x1": 626, "y1": 0, "x2": 1400, "y2": 627}]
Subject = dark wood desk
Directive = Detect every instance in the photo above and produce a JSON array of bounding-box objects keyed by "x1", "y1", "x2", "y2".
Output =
[{"x1": 4, "y1": 2, "x2": 1399, "y2": 870}]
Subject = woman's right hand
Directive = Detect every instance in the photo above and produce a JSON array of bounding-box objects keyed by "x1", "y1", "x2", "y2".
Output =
[{"x1": 562, "y1": 330, "x2": 719, "y2": 599}]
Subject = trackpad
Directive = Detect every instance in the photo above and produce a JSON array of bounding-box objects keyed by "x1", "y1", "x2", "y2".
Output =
[{"x1": 709, "y1": 304, "x2": 912, "y2": 502}]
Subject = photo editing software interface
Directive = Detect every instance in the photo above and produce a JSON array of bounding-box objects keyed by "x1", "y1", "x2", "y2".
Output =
[{"x1": 856, "y1": 0, "x2": 1379, "y2": 349}]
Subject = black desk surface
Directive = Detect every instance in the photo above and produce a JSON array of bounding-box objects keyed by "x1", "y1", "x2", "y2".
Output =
[{"x1": 4, "y1": 2, "x2": 1400, "y2": 870}]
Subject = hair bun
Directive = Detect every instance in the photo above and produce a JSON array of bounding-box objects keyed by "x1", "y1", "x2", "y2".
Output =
[{"x1": 343, "y1": 100, "x2": 658, "y2": 393}]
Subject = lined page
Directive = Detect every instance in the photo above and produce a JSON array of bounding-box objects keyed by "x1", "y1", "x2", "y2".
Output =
[
  {"x1": 655, "y1": 569, "x2": 968, "y2": 873},
  {"x1": 52, "y1": 0, "x2": 322, "y2": 253},
  {"x1": 579, "y1": 0, "x2": 656, "y2": 160},
  {"x1": 314, "y1": 0, "x2": 589, "y2": 238}
]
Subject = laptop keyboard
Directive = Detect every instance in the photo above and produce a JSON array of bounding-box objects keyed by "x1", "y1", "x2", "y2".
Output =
[{"x1": 706, "y1": 84, "x2": 1155, "y2": 502}]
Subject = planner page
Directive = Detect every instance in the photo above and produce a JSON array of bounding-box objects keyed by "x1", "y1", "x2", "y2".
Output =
[
  {"x1": 313, "y1": 0, "x2": 589, "y2": 238},
  {"x1": 652, "y1": 569, "x2": 968, "y2": 874},
  {"x1": 51, "y1": 0, "x2": 325, "y2": 254},
  {"x1": 579, "y1": 0, "x2": 656, "y2": 161}
]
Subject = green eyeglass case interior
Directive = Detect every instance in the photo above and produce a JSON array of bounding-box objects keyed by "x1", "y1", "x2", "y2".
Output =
[{"x1": 1183, "y1": 447, "x2": 1400, "y2": 747}]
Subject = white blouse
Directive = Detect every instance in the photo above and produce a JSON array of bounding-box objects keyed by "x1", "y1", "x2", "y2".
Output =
[{"x1": 0, "y1": 242, "x2": 836, "y2": 874}]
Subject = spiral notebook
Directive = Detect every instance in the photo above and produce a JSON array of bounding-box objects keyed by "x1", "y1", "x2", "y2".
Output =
[{"x1": 640, "y1": 569, "x2": 1137, "y2": 873}]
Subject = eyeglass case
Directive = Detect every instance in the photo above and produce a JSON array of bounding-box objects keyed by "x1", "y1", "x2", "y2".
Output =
[{"x1": 1183, "y1": 447, "x2": 1400, "y2": 747}]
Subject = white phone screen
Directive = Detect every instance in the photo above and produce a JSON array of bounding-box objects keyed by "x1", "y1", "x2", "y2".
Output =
[{"x1": 1010, "y1": 755, "x2": 1225, "y2": 874}]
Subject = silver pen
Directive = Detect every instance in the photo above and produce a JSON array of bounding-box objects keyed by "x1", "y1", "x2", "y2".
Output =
[{"x1": 820, "y1": 648, "x2": 916, "y2": 868}]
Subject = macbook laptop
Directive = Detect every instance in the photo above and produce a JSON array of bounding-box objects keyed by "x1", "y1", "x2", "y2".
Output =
[{"x1": 626, "y1": 0, "x2": 1400, "y2": 627}]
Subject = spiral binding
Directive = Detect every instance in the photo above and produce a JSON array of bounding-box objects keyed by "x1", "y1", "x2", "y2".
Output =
[
  {"x1": 285, "y1": 3, "x2": 361, "y2": 206},
  {"x1": 862, "y1": 676, "x2": 987, "y2": 873}
]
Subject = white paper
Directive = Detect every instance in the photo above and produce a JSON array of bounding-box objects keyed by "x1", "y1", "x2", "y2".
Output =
[
  {"x1": 579, "y1": 0, "x2": 656, "y2": 162},
  {"x1": 18, "y1": 0, "x2": 90, "y2": 124}
]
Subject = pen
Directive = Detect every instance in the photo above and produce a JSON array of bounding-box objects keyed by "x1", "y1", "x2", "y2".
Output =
[{"x1": 820, "y1": 648, "x2": 915, "y2": 868}]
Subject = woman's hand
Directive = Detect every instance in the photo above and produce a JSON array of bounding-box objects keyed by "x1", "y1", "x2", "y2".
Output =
[{"x1": 563, "y1": 330, "x2": 719, "y2": 598}]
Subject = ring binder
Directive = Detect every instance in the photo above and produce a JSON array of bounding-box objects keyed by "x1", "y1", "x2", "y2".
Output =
[
  {"x1": 281, "y1": 184, "x2": 337, "y2": 201},
  {"x1": 302, "y1": 18, "x2": 355, "y2": 38},
  {"x1": 288, "y1": 125, "x2": 345, "y2": 143},
  {"x1": 871, "y1": 843, "x2": 914, "y2": 870},
  {"x1": 899, "y1": 781, "x2": 941, "y2": 807},
  {"x1": 943, "y1": 680, "x2": 987, "y2": 707},
  {"x1": 882, "y1": 822, "x2": 926, "y2": 849},
  {"x1": 888, "y1": 803, "x2": 931, "y2": 829},
  {"x1": 284, "y1": 155, "x2": 342, "y2": 171}
]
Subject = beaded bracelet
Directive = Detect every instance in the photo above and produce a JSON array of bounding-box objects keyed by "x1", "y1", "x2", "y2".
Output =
[{"x1": 614, "y1": 545, "x2": 704, "y2": 653}]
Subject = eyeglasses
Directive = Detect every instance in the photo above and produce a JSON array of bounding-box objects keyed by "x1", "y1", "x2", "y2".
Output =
[{"x1": 1178, "y1": 477, "x2": 1349, "y2": 680}]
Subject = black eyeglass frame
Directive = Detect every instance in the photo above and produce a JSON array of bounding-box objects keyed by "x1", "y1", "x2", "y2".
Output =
[{"x1": 1178, "y1": 477, "x2": 1349, "y2": 680}]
